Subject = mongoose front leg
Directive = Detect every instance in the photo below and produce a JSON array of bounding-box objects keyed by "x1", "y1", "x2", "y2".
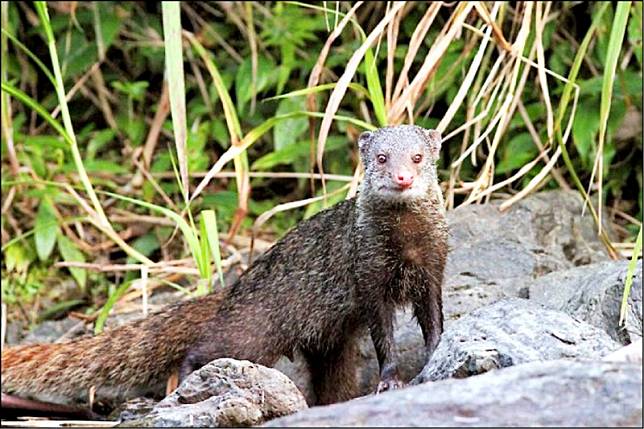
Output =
[
  {"x1": 369, "y1": 306, "x2": 405, "y2": 393},
  {"x1": 414, "y1": 284, "x2": 443, "y2": 360}
]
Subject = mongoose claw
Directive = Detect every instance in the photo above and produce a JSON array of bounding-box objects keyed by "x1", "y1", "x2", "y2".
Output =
[{"x1": 375, "y1": 377, "x2": 406, "y2": 394}]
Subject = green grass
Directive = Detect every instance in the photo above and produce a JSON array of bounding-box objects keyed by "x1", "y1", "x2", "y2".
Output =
[{"x1": 1, "y1": 2, "x2": 640, "y2": 322}]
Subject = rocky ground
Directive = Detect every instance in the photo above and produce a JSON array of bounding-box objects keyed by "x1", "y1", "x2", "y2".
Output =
[{"x1": 5, "y1": 190, "x2": 643, "y2": 427}]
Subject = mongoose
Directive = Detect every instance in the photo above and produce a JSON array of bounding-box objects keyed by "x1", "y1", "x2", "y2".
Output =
[{"x1": 2, "y1": 124, "x2": 448, "y2": 408}]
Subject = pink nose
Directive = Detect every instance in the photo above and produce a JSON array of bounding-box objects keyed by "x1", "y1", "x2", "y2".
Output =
[{"x1": 394, "y1": 172, "x2": 414, "y2": 188}]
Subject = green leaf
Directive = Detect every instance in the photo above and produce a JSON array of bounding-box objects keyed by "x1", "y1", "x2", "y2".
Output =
[
  {"x1": 56, "y1": 233, "x2": 86, "y2": 290},
  {"x1": 262, "y1": 82, "x2": 371, "y2": 102},
  {"x1": 126, "y1": 233, "x2": 160, "y2": 264},
  {"x1": 4, "y1": 241, "x2": 34, "y2": 275},
  {"x1": 363, "y1": 47, "x2": 387, "y2": 126},
  {"x1": 201, "y1": 210, "x2": 225, "y2": 289},
  {"x1": 496, "y1": 133, "x2": 539, "y2": 175},
  {"x1": 276, "y1": 42, "x2": 295, "y2": 95},
  {"x1": 197, "y1": 214, "x2": 212, "y2": 294},
  {"x1": 111, "y1": 81, "x2": 149, "y2": 101},
  {"x1": 572, "y1": 100, "x2": 600, "y2": 167},
  {"x1": 34, "y1": 197, "x2": 60, "y2": 261},
  {"x1": 273, "y1": 97, "x2": 308, "y2": 150},
  {"x1": 87, "y1": 129, "x2": 116, "y2": 159},
  {"x1": 599, "y1": 2, "x2": 632, "y2": 148},
  {"x1": 235, "y1": 55, "x2": 276, "y2": 113},
  {"x1": 1, "y1": 27, "x2": 56, "y2": 86},
  {"x1": 252, "y1": 136, "x2": 346, "y2": 171},
  {"x1": 94, "y1": 280, "x2": 133, "y2": 334},
  {"x1": 619, "y1": 225, "x2": 642, "y2": 325},
  {"x1": 83, "y1": 159, "x2": 129, "y2": 174},
  {"x1": 56, "y1": 30, "x2": 97, "y2": 79},
  {"x1": 96, "y1": 3, "x2": 121, "y2": 49}
]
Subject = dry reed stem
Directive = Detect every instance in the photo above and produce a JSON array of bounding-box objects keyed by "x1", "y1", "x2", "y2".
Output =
[
  {"x1": 317, "y1": 1, "x2": 405, "y2": 194},
  {"x1": 385, "y1": 2, "x2": 401, "y2": 109},
  {"x1": 437, "y1": 2, "x2": 501, "y2": 134},
  {"x1": 517, "y1": 100, "x2": 569, "y2": 189},
  {"x1": 245, "y1": 3, "x2": 258, "y2": 114},
  {"x1": 55, "y1": 261, "x2": 201, "y2": 276},
  {"x1": 390, "y1": 2, "x2": 441, "y2": 103},
  {"x1": 500, "y1": 146, "x2": 562, "y2": 211},
  {"x1": 252, "y1": 182, "x2": 351, "y2": 239},
  {"x1": 388, "y1": 2, "x2": 474, "y2": 124},
  {"x1": 150, "y1": 170, "x2": 355, "y2": 181},
  {"x1": 142, "y1": 81, "x2": 170, "y2": 169},
  {"x1": 534, "y1": 2, "x2": 554, "y2": 143},
  {"x1": 306, "y1": 2, "x2": 363, "y2": 193},
  {"x1": 89, "y1": 66, "x2": 118, "y2": 130}
]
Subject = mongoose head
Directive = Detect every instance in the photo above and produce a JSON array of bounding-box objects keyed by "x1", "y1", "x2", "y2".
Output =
[{"x1": 358, "y1": 125, "x2": 441, "y2": 204}]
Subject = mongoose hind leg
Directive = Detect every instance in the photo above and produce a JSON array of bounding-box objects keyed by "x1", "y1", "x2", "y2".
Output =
[
  {"x1": 303, "y1": 339, "x2": 359, "y2": 405},
  {"x1": 178, "y1": 332, "x2": 282, "y2": 382}
]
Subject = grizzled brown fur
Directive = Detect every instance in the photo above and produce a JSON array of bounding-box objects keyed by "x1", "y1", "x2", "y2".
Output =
[{"x1": 2, "y1": 125, "x2": 448, "y2": 407}]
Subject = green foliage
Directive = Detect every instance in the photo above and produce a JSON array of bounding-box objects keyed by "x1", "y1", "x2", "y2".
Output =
[{"x1": 1, "y1": 2, "x2": 641, "y2": 317}]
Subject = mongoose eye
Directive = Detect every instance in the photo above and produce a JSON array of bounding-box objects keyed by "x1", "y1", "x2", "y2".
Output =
[
  {"x1": 412, "y1": 154, "x2": 423, "y2": 163},
  {"x1": 377, "y1": 154, "x2": 387, "y2": 164}
]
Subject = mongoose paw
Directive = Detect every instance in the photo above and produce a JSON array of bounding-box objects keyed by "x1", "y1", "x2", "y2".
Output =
[
  {"x1": 375, "y1": 377, "x2": 406, "y2": 394},
  {"x1": 410, "y1": 368, "x2": 431, "y2": 385}
]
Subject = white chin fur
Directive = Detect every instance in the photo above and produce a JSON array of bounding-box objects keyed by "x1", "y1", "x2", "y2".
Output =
[{"x1": 376, "y1": 186, "x2": 428, "y2": 203}]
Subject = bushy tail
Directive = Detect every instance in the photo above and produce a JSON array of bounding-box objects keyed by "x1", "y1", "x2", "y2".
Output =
[{"x1": 1, "y1": 293, "x2": 223, "y2": 402}]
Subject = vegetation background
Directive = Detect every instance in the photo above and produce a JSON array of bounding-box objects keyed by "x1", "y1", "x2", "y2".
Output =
[{"x1": 1, "y1": 1, "x2": 642, "y2": 332}]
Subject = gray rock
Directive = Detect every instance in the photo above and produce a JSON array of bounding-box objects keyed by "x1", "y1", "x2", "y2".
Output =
[
  {"x1": 21, "y1": 318, "x2": 88, "y2": 345},
  {"x1": 124, "y1": 358, "x2": 307, "y2": 427},
  {"x1": 530, "y1": 260, "x2": 642, "y2": 344},
  {"x1": 264, "y1": 360, "x2": 642, "y2": 427},
  {"x1": 443, "y1": 189, "x2": 611, "y2": 321},
  {"x1": 603, "y1": 339, "x2": 643, "y2": 364},
  {"x1": 414, "y1": 298, "x2": 621, "y2": 383},
  {"x1": 111, "y1": 397, "x2": 158, "y2": 423}
]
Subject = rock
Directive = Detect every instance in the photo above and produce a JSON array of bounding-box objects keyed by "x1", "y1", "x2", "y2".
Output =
[
  {"x1": 264, "y1": 360, "x2": 642, "y2": 427},
  {"x1": 443, "y1": 189, "x2": 611, "y2": 321},
  {"x1": 529, "y1": 260, "x2": 642, "y2": 344},
  {"x1": 603, "y1": 339, "x2": 643, "y2": 364},
  {"x1": 20, "y1": 318, "x2": 88, "y2": 345},
  {"x1": 414, "y1": 298, "x2": 620, "y2": 383},
  {"x1": 277, "y1": 190, "x2": 613, "y2": 401},
  {"x1": 111, "y1": 397, "x2": 158, "y2": 423},
  {"x1": 123, "y1": 359, "x2": 307, "y2": 427}
]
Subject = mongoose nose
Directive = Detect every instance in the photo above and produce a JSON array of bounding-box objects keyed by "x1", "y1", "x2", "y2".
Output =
[{"x1": 394, "y1": 172, "x2": 414, "y2": 188}]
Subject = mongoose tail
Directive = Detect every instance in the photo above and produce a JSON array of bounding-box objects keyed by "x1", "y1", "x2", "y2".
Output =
[{"x1": 1, "y1": 292, "x2": 223, "y2": 403}]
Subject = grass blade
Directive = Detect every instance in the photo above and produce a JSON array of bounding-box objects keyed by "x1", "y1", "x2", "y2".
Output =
[
  {"x1": 33, "y1": 1, "x2": 111, "y2": 230},
  {"x1": 201, "y1": 210, "x2": 225, "y2": 290},
  {"x1": 551, "y1": 2, "x2": 618, "y2": 258},
  {"x1": 364, "y1": 47, "x2": 387, "y2": 126},
  {"x1": 619, "y1": 225, "x2": 642, "y2": 326},
  {"x1": 190, "y1": 111, "x2": 375, "y2": 203},
  {"x1": 162, "y1": 1, "x2": 190, "y2": 202},
  {"x1": 102, "y1": 191, "x2": 208, "y2": 280},
  {"x1": 1, "y1": 28, "x2": 56, "y2": 87},
  {"x1": 185, "y1": 29, "x2": 250, "y2": 235},
  {"x1": 262, "y1": 82, "x2": 371, "y2": 102},
  {"x1": 593, "y1": 1, "x2": 632, "y2": 232},
  {"x1": 94, "y1": 280, "x2": 133, "y2": 334}
]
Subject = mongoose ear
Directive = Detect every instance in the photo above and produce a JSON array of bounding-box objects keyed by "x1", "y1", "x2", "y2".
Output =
[
  {"x1": 358, "y1": 131, "x2": 373, "y2": 155},
  {"x1": 423, "y1": 129, "x2": 442, "y2": 159}
]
